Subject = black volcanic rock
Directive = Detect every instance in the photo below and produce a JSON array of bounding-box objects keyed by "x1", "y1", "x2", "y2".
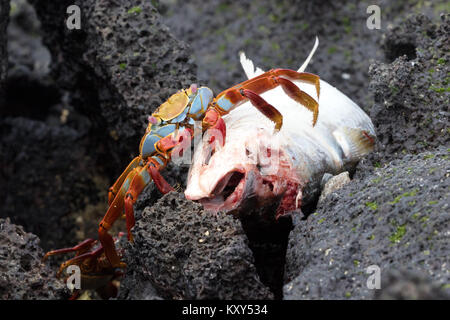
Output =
[
  {"x1": 28, "y1": 0, "x2": 197, "y2": 167},
  {"x1": 0, "y1": 218, "x2": 70, "y2": 299},
  {"x1": 366, "y1": 14, "x2": 449, "y2": 165},
  {"x1": 118, "y1": 192, "x2": 273, "y2": 300},
  {"x1": 284, "y1": 148, "x2": 450, "y2": 299},
  {"x1": 0, "y1": 0, "x2": 9, "y2": 101}
]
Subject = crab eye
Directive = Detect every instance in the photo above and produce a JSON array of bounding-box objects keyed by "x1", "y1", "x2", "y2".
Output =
[
  {"x1": 190, "y1": 83, "x2": 198, "y2": 94},
  {"x1": 148, "y1": 116, "x2": 159, "y2": 125}
]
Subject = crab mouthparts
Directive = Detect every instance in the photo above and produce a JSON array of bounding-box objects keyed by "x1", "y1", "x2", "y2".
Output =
[{"x1": 199, "y1": 170, "x2": 247, "y2": 212}]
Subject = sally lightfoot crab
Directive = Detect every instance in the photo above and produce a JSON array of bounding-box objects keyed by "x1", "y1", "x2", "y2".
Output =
[{"x1": 43, "y1": 67, "x2": 321, "y2": 296}]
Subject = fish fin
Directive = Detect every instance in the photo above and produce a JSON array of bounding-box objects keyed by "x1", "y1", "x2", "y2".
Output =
[
  {"x1": 239, "y1": 51, "x2": 265, "y2": 79},
  {"x1": 298, "y1": 36, "x2": 319, "y2": 73},
  {"x1": 240, "y1": 36, "x2": 318, "y2": 79},
  {"x1": 334, "y1": 127, "x2": 376, "y2": 159}
]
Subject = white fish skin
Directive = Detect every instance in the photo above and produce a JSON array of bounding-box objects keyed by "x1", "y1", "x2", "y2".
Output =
[{"x1": 185, "y1": 47, "x2": 375, "y2": 216}]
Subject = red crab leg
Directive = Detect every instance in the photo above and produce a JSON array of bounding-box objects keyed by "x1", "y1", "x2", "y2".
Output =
[
  {"x1": 99, "y1": 162, "x2": 160, "y2": 266},
  {"x1": 274, "y1": 76, "x2": 319, "y2": 125},
  {"x1": 240, "y1": 89, "x2": 283, "y2": 130},
  {"x1": 98, "y1": 166, "x2": 142, "y2": 267},
  {"x1": 42, "y1": 238, "x2": 97, "y2": 261},
  {"x1": 213, "y1": 70, "x2": 320, "y2": 126},
  {"x1": 56, "y1": 246, "x2": 105, "y2": 277}
]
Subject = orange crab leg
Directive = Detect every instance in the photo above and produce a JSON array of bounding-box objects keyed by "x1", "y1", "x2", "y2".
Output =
[
  {"x1": 99, "y1": 131, "x2": 191, "y2": 265},
  {"x1": 99, "y1": 160, "x2": 160, "y2": 266},
  {"x1": 123, "y1": 161, "x2": 173, "y2": 242},
  {"x1": 148, "y1": 164, "x2": 174, "y2": 194},
  {"x1": 271, "y1": 69, "x2": 320, "y2": 98},
  {"x1": 275, "y1": 77, "x2": 319, "y2": 125},
  {"x1": 99, "y1": 166, "x2": 141, "y2": 267},
  {"x1": 108, "y1": 156, "x2": 141, "y2": 205},
  {"x1": 226, "y1": 69, "x2": 320, "y2": 99},
  {"x1": 213, "y1": 69, "x2": 320, "y2": 127}
]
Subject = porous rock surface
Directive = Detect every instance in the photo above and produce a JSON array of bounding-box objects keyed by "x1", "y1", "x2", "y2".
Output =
[
  {"x1": 374, "y1": 269, "x2": 450, "y2": 300},
  {"x1": 118, "y1": 192, "x2": 273, "y2": 300},
  {"x1": 2, "y1": 0, "x2": 197, "y2": 250},
  {"x1": 0, "y1": 0, "x2": 9, "y2": 99},
  {"x1": 0, "y1": 218, "x2": 70, "y2": 299},
  {"x1": 29, "y1": 0, "x2": 197, "y2": 163},
  {"x1": 159, "y1": 0, "x2": 447, "y2": 112},
  {"x1": 1, "y1": 0, "x2": 448, "y2": 301},
  {"x1": 284, "y1": 148, "x2": 449, "y2": 299},
  {"x1": 282, "y1": 14, "x2": 450, "y2": 300},
  {"x1": 367, "y1": 14, "x2": 449, "y2": 164}
]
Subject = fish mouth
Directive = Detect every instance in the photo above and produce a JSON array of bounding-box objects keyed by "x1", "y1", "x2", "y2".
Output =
[{"x1": 198, "y1": 170, "x2": 247, "y2": 213}]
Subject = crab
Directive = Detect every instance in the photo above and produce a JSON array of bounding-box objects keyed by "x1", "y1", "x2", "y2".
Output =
[{"x1": 43, "y1": 67, "x2": 320, "y2": 298}]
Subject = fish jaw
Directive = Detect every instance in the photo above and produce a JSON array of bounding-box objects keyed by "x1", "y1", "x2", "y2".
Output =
[{"x1": 184, "y1": 127, "x2": 300, "y2": 214}]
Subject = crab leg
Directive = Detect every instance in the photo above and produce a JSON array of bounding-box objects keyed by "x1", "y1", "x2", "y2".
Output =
[
  {"x1": 97, "y1": 165, "x2": 142, "y2": 268},
  {"x1": 201, "y1": 70, "x2": 319, "y2": 148},
  {"x1": 202, "y1": 109, "x2": 227, "y2": 148},
  {"x1": 215, "y1": 75, "x2": 318, "y2": 126},
  {"x1": 98, "y1": 159, "x2": 170, "y2": 267},
  {"x1": 108, "y1": 156, "x2": 141, "y2": 205},
  {"x1": 99, "y1": 132, "x2": 190, "y2": 267},
  {"x1": 122, "y1": 161, "x2": 173, "y2": 242},
  {"x1": 43, "y1": 238, "x2": 97, "y2": 261},
  {"x1": 227, "y1": 69, "x2": 320, "y2": 99},
  {"x1": 275, "y1": 77, "x2": 319, "y2": 125},
  {"x1": 240, "y1": 89, "x2": 283, "y2": 130},
  {"x1": 56, "y1": 246, "x2": 105, "y2": 277}
]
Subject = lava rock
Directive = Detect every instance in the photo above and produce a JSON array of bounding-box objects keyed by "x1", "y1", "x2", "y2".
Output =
[
  {"x1": 29, "y1": 0, "x2": 197, "y2": 170},
  {"x1": 159, "y1": 0, "x2": 446, "y2": 114},
  {"x1": 0, "y1": 0, "x2": 9, "y2": 99},
  {"x1": 1, "y1": 0, "x2": 197, "y2": 251},
  {"x1": 0, "y1": 218, "x2": 70, "y2": 299},
  {"x1": 284, "y1": 147, "x2": 449, "y2": 299},
  {"x1": 367, "y1": 14, "x2": 449, "y2": 164},
  {"x1": 118, "y1": 191, "x2": 273, "y2": 300},
  {"x1": 374, "y1": 269, "x2": 449, "y2": 300},
  {"x1": 0, "y1": 1, "x2": 113, "y2": 250},
  {"x1": 0, "y1": 116, "x2": 110, "y2": 250},
  {"x1": 7, "y1": 0, "x2": 51, "y2": 82}
]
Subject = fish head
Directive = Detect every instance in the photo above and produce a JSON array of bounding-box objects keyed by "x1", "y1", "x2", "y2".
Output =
[{"x1": 184, "y1": 127, "x2": 299, "y2": 214}]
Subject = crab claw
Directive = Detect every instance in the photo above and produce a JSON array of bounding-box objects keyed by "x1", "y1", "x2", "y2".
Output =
[{"x1": 202, "y1": 108, "x2": 226, "y2": 151}]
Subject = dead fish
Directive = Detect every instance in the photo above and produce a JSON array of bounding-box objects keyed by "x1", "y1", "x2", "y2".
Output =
[{"x1": 184, "y1": 39, "x2": 376, "y2": 217}]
